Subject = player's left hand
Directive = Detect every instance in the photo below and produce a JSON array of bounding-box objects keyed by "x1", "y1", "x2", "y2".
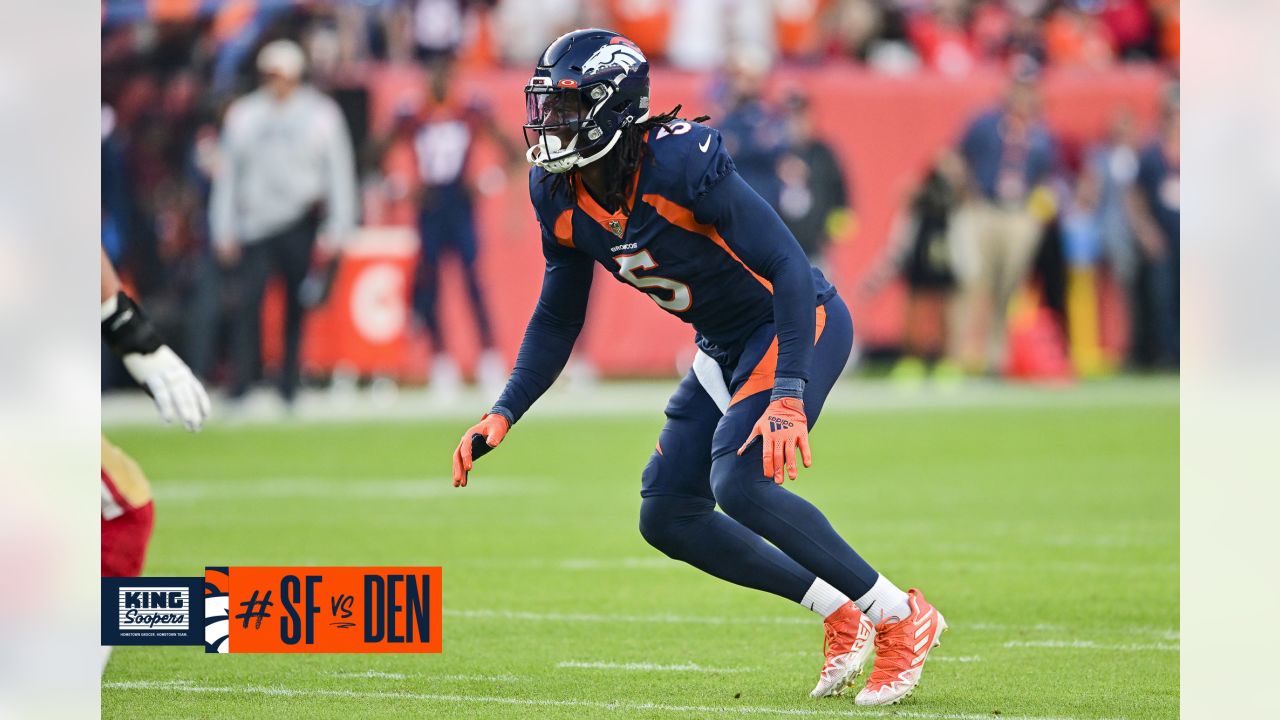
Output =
[
  {"x1": 452, "y1": 413, "x2": 510, "y2": 487},
  {"x1": 122, "y1": 345, "x2": 212, "y2": 432},
  {"x1": 737, "y1": 397, "x2": 812, "y2": 484}
]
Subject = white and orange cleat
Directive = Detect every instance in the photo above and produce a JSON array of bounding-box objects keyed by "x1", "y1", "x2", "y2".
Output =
[
  {"x1": 810, "y1": 601, "x2": 875, "y2": 698},
  {"x1": 854, "y1": 588, "x2": 947, "y2": 706}
]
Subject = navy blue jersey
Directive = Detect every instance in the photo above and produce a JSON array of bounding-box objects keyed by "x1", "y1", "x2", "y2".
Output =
[{"x1": 496, "y1": 121, "x2": 836, "y2": 424}]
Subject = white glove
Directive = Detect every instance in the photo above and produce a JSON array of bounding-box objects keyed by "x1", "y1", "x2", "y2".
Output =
[{"x1": 122, "y1": 346, "x2": 212, "y2": 432}]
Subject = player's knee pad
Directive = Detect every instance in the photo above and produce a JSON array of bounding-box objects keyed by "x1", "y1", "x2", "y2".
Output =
[
  {"x1": 638, "y1": 495, "x2": 678, "y2": 552},
  {"x1": 708, "y1": 453, "x2": 764, "y2": 525},
  {"x1": 638, "y1": 493, "x2": 714, "y2": 557}
]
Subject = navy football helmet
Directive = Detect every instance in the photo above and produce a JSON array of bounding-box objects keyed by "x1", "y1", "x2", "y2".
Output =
[{"x1": 523, "y1": 29, "x2": 651, "y2": 174}]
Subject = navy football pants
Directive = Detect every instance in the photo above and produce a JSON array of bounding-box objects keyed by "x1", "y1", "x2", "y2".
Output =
[
  {"x1": 639, "y1": 294, "x2": 879, "y2": 605},
  {"x1": 414, "y1": 187, "x2": 495, "y2": 351}
]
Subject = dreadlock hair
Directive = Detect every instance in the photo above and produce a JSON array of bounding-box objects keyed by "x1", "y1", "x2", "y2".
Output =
[{"x1": 543, "y1": 104, "x2": 711, "y2": 216}]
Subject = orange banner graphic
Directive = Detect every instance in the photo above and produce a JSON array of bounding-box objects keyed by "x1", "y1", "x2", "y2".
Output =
[{"x1": 204, "y1": 566, "x2": 442, "y2": 653}]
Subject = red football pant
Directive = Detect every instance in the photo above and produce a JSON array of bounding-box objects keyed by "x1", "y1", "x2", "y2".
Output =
[{"x1": 101, "y1": 436, "x2": 154, "y2": 577}]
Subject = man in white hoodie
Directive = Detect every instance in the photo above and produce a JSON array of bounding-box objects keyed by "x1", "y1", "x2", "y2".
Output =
[{"x1": 210, "y1": 39, "x2": 357, "y2": 407}]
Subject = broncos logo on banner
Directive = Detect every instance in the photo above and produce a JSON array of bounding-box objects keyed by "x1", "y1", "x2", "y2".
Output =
[
  {"x1": 581, "y1": 43, "x2": 646, "y2": 77},
  {"x1": 204, "y1": 566, "x2": 231, "y2": 653}
]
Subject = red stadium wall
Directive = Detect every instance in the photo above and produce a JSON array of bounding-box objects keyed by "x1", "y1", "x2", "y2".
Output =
[{"x1": 276, "y1": 65, "x2": 1166, "y2": 380}]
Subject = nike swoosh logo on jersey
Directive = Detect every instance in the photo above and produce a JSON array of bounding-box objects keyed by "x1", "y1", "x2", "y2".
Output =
[{"x1": 699, "y1": 135, "x2": 712, "y2": 153}]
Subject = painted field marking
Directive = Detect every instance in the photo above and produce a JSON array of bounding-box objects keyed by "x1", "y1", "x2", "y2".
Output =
[
  {"x1": 509, "y1": 555, "x2": 1177, "y2": 577},
  {"x1": 935, "y1": 560, "x2": 1177, "y2": 575},
  {"x1": 448, "y1": 608, "x2": 811, "y2": 626},
  {"x1": 432, "y1": 673, "x2": 524, "y2": 682},
  {"x1": 548, "y1": 557, "x2": 1177, "y2": 578},
  {"x1": 964, "y1": 622, "x2": 1178, "y2": 640},
  {"x1": 1003, "y1": 640, "x2": 1179, "y2": 652},
  {"x1": 558, "y1": 557, "x2": 673, "y2": 570},
  {"x1": 557, "y1": 661, "x2": 751, "y2": 673},
  {"x1": 330, "y1": 671, "x2": 522, "y2": 682},
  {"x1": 154, "y1": 476, "x2": 541, "y2": 502},
  {"x1": 447, "y1": 608, "x2": 1178, "y2": 640},
  {"x1": 787, "y1": 650, "x2": 981, "y2": 663},
  {"x1": 103, "y1": 376, "x2": 1176, "y2": 427},
  {"x1": 103, "y1": 680, "x2": 1128, "y2": 720}
]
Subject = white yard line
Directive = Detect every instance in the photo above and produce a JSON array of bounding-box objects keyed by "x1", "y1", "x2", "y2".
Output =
[
  {"x1": 785, "y1": 650, "x2": 981, "y2": 664},
  {"x1": 103, "y1": 680, "x2": 1127, "y2": 720},
  {"x1": 557, "y1": 661, "x2": 751, "y2": 673},
  {"x1": 558, "y1": 557, "x2": 673, "y2": 570},
  {"x1": 1003, "y1": 640, "x2": 1179, "y2": 652},
  {"x1": 544, "y1": 556, "x2": 1176, "y2": 575},
  {"x1": 446, "y1": 608, "x2": 812, "y2": 626},
  {"x1": 432, "y1": 673, "x2": 523, "y2": 682},
  {"x1": 330, "y1": 671, "x2": 522, "y2": 682},
  {"x1": 934, "y1": 560, "x2": 1178, "y2": 575},
  {"x1": 152, "y1": 476, "x2": 541, "y2": 502},
  {"x1": 446, "y1": 608, "x2": 1178, "y2": 640},
  {"x1": 329, "y1": 671, "x2": 407, "y2": 680},
  {"x1": 102, "y1": 377, "x2": 1177, "y2": 428}
]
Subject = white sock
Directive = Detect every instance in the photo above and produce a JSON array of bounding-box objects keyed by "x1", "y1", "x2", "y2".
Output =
[
  {"x1": 855, "y1": 574, "x2": 911, "y2": 625},
  {"x1": 800, "y1": 578, "x2": 851, "y2": 619}
]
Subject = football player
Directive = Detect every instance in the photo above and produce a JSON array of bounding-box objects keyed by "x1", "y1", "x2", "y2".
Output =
[
  {"x1": 386, "y1": 57, "x2": 524, "y2": 398},
  {"x1": 101, "y1": 247, "x2": 209, "y2": 578},
  {"x1": 101, "y1": 248, "x2": 208, "y2": 671},
  {"x1": 451, "y1": 30, "x2": 946, "y2": 705}
]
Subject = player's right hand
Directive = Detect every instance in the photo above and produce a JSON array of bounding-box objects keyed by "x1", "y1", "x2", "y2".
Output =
[
  {"x1": 122, "y1": 345, "x2": 212, "y2": 432},
  {"x1": 452, "y1": 413, "x2": 510, "y2": 487}
]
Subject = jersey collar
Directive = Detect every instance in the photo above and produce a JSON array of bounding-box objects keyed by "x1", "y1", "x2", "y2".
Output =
[{"x1": 574, "y1": 165, "x2": 642, "y2": 239}]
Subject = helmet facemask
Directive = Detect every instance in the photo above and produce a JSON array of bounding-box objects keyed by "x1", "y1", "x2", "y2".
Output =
[{"x1": 523, "y1": 80, "x2": 638, "y2": 174}]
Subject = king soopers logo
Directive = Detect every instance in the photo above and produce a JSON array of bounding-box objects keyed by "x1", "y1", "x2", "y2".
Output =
[{"x1": 118, "y1": 587, "x2": 190, "y2": 631}]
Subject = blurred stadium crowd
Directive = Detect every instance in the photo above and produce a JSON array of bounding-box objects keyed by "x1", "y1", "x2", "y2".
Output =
[
  {"x1": 101, "y1": 0, "x2": 1179, "y2": 405},
  {"x1": 103, "y1": 0, "x2": 1180, "y2": 72}
]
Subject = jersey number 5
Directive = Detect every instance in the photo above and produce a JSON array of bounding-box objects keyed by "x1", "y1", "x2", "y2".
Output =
[{"x1": 613, "y1": 250, "x2": 692, "y2": 312}]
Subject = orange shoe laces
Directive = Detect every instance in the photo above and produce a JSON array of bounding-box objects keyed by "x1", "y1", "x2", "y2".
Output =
[
  {"x1": 866, "y1": 620, "x2": 913, "y2": 686},
  {"x1": 822, "y1": 614, "x2": 855, "y2": 659},
  {"x1": 822, "y1": 622, "x2": 838, "y2": 659}
]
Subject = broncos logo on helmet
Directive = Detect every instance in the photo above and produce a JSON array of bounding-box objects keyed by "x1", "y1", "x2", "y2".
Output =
[{"x1": 581, "y1": 44, "x2": 646, "y2": 78}]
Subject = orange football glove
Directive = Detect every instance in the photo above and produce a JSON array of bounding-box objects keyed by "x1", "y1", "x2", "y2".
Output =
[
  {"x1": 451, "y1": 412, "x2": 510, "y2": 487},
  {"x1": 737, "y1": 397, "x2": 812, "y2": 484}
]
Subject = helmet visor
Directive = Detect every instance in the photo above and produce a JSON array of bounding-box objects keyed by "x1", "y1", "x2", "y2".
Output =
[{"x1": 523, "y1": 87, "x2": 586, "y2": 152}]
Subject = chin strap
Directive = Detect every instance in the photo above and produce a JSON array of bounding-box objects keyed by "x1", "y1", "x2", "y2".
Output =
[
  {"x1": 572, "y1": 129, "x2": 624, "y2": 168},
  {"x1": 571, "y1": 109, "x2": 647, "y2": 169},
  {"x1": 527, "y1": 126, "x2": 631, "y2": 174},
  {"x1": 527, "y1": 129, "x2": 582, "y2": 174},
  {"x1": 526, "y1": 143, "x2": 579, "y2": 174}
]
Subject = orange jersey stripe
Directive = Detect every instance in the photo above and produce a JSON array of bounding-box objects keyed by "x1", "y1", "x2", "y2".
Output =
[
  {"x1": 729, "y1": 306, "x2": 829, "y2": 406},
  {"x1": 731, "y1": 337, "x2": 780, "y2": 405},
  {"x1": 641, "y1": 193, "x2": 774, "y2": 293},
  {"x1": 554, "y1": 208, "x2": 574, "y2": 248}
]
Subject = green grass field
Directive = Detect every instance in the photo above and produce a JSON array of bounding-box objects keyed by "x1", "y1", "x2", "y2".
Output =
[{"x1": 101, "y1": 379, "x2": 1178, "y2": 719}]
